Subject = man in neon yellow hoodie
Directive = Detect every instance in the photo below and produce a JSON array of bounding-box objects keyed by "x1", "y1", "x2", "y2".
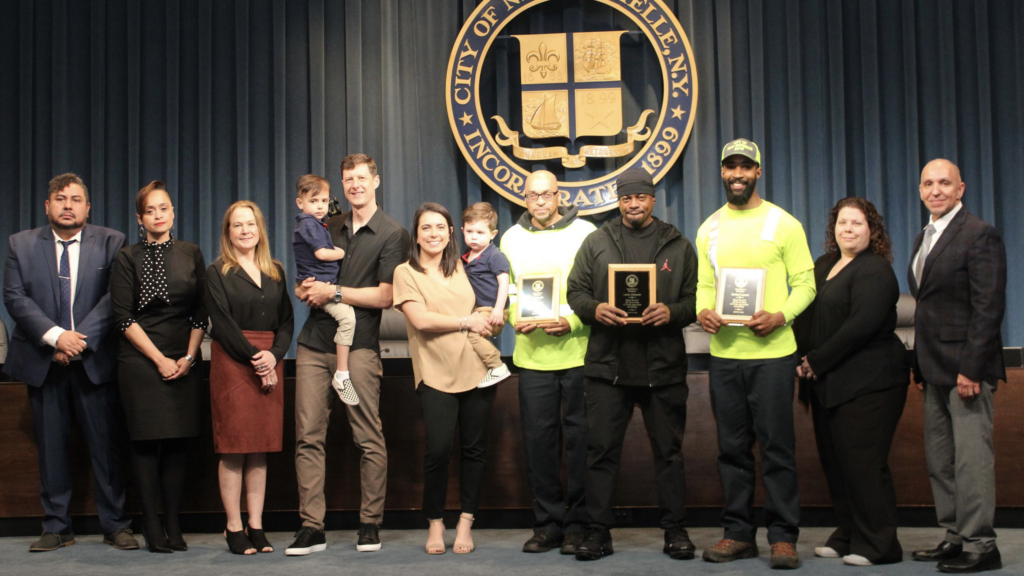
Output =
[
  {"x1": 696, "y1": 139, "x2": 816, "y2": 570},
  {"x1": 500, "y1": 170, "x2": 595, "y2": 555}
]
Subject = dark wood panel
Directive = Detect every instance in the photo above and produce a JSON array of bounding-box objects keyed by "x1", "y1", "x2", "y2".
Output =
[{"x1": 1, "y1": 368, "x2": 1022, "y2": 517}]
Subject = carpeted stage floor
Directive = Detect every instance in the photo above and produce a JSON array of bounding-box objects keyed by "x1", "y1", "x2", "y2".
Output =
[{"x1": 2, "y1": 528, "x2": 1022, "y2": 575}]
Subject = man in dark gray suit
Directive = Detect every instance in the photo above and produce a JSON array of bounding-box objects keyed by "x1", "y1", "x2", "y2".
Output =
[
  {"x1": 908, "y1": 159, "x2": 1005, "y2": 573},
  {"x1": 3, "y1": 174, "x2": 136, "y2": 552}
]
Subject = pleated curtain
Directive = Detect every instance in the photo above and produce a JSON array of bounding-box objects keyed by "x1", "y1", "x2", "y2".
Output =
[{"x1": 1, "y1": 0, "x2": 1021, "y2": 355}]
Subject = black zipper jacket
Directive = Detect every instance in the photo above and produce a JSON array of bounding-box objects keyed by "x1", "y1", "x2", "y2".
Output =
[{"x1": 566, "y1": 217, "x2": 698, "y2": 386}]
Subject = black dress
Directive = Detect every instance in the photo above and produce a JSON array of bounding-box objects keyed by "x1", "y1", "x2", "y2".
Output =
[
  {"x1": 110, "y1": 238, "x2": 208, "y2": 440},
  {"x1": 206, "y1": 258, "x2": 293, "y2": 453}
]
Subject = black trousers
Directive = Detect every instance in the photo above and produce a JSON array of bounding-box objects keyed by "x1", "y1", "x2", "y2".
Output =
[
  {"x1": 518, "y1": 367, "x2": 588, "y2": 536},
  {"x1": 28, "y1": 362, "x2": 131, "y2": 535},
  {"x1": 584, "y1": 378, "x2": 689, "y2": 530},
  {"x1": 708, "y1": 355, "x2": 800, "y2": 544},
  {"x1": 812, "y1": 385, "x2": 907, "y2": 563},
  {"x1": 418, "y1": 383, "x2": 496, "y2": 519}
]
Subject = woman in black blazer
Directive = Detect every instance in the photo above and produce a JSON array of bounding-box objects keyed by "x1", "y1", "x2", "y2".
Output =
[{"x1": 794, "y1": 197, "x2": 909, "y2": 567}]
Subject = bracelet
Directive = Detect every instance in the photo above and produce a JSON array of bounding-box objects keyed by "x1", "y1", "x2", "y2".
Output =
[
  {"x1": 184, "y1": 353, "x2": 196, "y2": 367},
  {"x1": 459, "y1": 316, "x2": 468, "y2": 333}
]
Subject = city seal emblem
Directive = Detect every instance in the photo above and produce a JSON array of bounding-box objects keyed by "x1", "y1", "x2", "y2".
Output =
[{"x1": 446, "y1": 0, "x2": 697, "y2": 215}]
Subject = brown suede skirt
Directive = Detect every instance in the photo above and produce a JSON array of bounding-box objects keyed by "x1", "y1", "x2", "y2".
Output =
[{"x1": 209, "y1": 331, "x2": 284, "y2": 454}]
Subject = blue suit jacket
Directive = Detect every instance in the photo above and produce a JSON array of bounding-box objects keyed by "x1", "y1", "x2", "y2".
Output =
[{"x1": 3, "y1": 224, "x2": 127, "y2": 387}]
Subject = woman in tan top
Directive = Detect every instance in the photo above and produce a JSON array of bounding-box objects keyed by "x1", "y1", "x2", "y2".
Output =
[{"x1": 393, "y1": 202, "x2": 495, "y2": 555}]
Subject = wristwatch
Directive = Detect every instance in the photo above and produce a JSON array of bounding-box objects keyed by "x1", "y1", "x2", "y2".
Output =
[{"x1": 333, "y1": 285, "x2": 343, "y2": 303}]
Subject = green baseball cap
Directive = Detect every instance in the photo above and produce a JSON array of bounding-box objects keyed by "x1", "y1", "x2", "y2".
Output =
[{"x1": 721, "y1": 138, "x2": 761, "y2": 165}]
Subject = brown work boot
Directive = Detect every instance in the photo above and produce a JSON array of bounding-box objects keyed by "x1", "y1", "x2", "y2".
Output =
[
  {"x1": 702, "y1": 539, "x2": 759, "y2": 562},
  {"x1": 770, "y1": 542, "x2": 800, "y2": 569}
]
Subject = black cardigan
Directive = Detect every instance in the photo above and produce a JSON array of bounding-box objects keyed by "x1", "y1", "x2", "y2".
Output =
[{"x1": 794, "y1": 251, "x2": 909, "y2": 409}]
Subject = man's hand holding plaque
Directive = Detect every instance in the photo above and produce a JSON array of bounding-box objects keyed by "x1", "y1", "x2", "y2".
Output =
[
  {"x1": 607, "y1": 264, "x2": 657, "y2": 324},
  {"x1": 515, "y1": 272, "x2": 561, "y2": 326},
  {"x1": 714, "y1": 267, "x2": 767, "y2": 326}
]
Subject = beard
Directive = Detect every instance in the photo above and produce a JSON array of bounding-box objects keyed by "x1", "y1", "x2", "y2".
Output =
[
  {"x1": 51, "y1": 214, "x2": 84, "y2": 230},
  {"x1": 623, "y1": 211, "x2": 649, "y2": 229},
  {"x1": 723, "y1": 177, "x2": 756, "y2": 206}
]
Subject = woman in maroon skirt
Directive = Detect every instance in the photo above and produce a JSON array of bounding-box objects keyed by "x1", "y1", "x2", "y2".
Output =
[{"x1": 206, "y1": 200, "x2": 293, "y2": 555}]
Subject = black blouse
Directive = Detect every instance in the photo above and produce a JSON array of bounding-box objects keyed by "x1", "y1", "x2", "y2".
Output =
[
  {"x1": 793, "y1": 251, "x2": 909, "y2": 408},
  {"x1": 111, "y1": 239, "x2": 208, "y2": 335},
  {"x1": 206, "y1": 258, "x2": 294, "y2": 363}
]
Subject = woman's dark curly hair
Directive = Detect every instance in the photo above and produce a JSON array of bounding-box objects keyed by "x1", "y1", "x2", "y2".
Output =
[{"x1": 824, "y1": 197, "x2": 893, "y2": 263}]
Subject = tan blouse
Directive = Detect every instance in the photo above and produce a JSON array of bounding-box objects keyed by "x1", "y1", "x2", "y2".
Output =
[{"x1": 393, "y1": 261, "x2": 488, "y2": 393}]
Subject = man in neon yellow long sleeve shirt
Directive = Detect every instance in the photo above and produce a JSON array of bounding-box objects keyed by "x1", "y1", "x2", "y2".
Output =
[
  {"x1": 500, "y1": 170, "x2": 595, "y2": 555},
  {"x1": 695, "y1": 139, "x2": 815, "y2": 570}
]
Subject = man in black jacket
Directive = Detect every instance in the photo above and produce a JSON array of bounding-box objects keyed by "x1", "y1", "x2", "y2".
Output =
[{"x1": 566, "y1": 169, "x2": 698, "y2": 561}]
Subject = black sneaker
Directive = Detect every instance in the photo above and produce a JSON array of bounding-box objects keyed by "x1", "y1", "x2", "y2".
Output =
[
  {"x1": 356, "y1": 523, "x2": 381, "y2": 552},
  {"x1": 523, "y1": 531, "x2": 563, "y2": 553},
  {"x1": 561, "y1": 531, "x2": 585, "y2": 555},
  {"x1": 663, "y1": 527, "x2": 696, "y2": 560},
  {"x1": 285, "y1": 526, "x2": 327, "y2": 556},
  {"x1": 574, "y1": 528, "x2": 613, "y2": 561}
]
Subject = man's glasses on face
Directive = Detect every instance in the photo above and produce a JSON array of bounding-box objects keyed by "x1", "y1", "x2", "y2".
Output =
[
  {"x1": 525, "y1": 191, "x2": 557, "y2": 202},
  {"x1": 619, "y1": 194, "x2": 652, "y2": 204}
]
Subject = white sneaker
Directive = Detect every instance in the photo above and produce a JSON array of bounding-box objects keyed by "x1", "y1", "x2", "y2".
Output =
[
  {"x1": 332, "y1": 374, "x2": 360, "y2": 405},
  {"x1": 478, "y1": 363, "x2": 511, "y2": 388},
  {"x1": 814, "y1": 546, "x2": 840, "y2": 558},
  {"x1": 843, "y1": 554, "x2": 873, "y2": 566}
]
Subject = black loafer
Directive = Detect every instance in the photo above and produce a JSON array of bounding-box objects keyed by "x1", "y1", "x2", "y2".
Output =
[
  {"x1": 913, "y1": 541, "x2": 963, "y2": 561},
  {"x1": 938, "y1": 548, "x2": 1002, "y2": 573},
  {"x1": 29, "y1": 533, "x2": 75, "y2": 552},
  {"x1": 663, "y1": 527, "x2": 696, "y2": 560},
  {"x1": 523, "y1": 531, "x2": 563, "y2": 553},
  {"x1": 574, "y1": 529, "x2": 613, "y2": 561}
]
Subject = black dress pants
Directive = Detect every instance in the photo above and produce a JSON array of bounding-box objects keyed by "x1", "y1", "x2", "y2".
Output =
[
  {"x1": 708, "y1": 355, "x2": 800, "y2": 544},
  {"x1": 584, "y1": 377, "x2": 689, "y2": 530},
  {"x1": 812, "y1": 384, "x2": 907, "y2": 564},
  {"x1": 418, "y1": 383, "x2": 496, "y2": 519},
  {"x1": 518, "y1": 367, "x2": 588, "y2": 536},
  {"x1": 28, "y1": 362, "x2": 131, "y2": 535}
]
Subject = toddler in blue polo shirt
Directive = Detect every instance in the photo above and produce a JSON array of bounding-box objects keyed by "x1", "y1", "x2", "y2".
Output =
[
  {"x1": 292, "y1": 174, "x2": 359, "y2": 405},
  {"x1": 461, "y1": 202, "x2": 511, "y2": 387}
]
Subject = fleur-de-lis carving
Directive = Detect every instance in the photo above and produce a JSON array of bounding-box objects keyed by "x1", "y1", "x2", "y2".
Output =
[{"x1": 526, "y1": 43, "x2": 559, "y2": 78}]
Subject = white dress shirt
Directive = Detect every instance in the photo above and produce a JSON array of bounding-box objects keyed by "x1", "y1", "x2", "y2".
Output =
[
  {"x1": 41, "y1": 229, "x2": 83, "y2": 347},
  {"x1": 912, "y1": 201, "x2": 963, "y2": 276}
]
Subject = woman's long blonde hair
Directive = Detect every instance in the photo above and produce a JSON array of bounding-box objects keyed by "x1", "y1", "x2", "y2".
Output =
[{"x1": 219, "y1": 200, "x2": 282, "y2": 281}]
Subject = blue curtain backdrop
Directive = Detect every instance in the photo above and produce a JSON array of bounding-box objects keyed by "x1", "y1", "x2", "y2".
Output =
[{"x1": 1, "y1": 0, "x2": 1021, "y2": 355}]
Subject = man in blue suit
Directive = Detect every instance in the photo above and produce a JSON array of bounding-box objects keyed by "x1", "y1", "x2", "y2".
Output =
[{"x1": 3, "y1": 173, "x2": 137, "y2": 552}]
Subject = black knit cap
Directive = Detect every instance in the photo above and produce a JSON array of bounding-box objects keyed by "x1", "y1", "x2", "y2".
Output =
[{"x1": 615, "y1": 168, "x2": 655, "y2": 197}]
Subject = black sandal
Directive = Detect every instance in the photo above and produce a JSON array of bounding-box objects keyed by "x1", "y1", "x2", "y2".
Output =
[
  {"x1": 246, "y1": 525, "x2": 274, "y2": 553},
  {"x1": 224, "y1": 529, "x2": 256, "y2": 555}
]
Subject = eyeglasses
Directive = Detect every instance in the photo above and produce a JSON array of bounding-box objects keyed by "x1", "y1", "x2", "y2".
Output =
[
  {"x1": 618, "y1": 194, "x2": 652, "y2": 203},
  {"x1": 525, "y1": 191, "x2": 557, "y2": 202}
]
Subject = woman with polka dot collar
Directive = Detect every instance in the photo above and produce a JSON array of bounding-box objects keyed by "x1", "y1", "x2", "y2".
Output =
[{"x1": 110, "y1": 180, "x2": 208, "y2": 554}]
